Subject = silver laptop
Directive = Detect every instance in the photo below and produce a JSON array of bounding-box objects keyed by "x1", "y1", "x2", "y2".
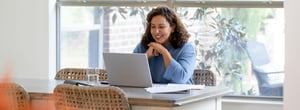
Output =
[{"x1": 103, "y1": 52, "x2": 153, "y2": 88}]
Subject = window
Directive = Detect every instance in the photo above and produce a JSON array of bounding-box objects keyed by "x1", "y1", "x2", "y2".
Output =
[{"x1": 56, "y1": 0, "x2": 284, "y2": 97}]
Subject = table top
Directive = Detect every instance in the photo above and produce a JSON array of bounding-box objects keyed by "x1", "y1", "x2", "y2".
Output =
[{"x1": 13, "y1": 78, "x2": 232, "y2": 107}]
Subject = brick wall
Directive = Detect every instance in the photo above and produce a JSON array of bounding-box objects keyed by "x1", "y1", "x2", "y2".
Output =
[{"x1": 103, "y1": 14, "x2": 144, "y2": 53}]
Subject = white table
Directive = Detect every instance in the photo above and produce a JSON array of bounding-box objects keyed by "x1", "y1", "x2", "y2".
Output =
[{"x1": 14, "y1": 78, "x2": 232, "y2": 110}]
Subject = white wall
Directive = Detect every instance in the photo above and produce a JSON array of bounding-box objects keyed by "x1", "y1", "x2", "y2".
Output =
[
  {"x1": 0, "y1": 0, "x2": 55, "y2": 79},
  {"x1": 284, "y1": 0, "x2": 300, "y2": 110}
]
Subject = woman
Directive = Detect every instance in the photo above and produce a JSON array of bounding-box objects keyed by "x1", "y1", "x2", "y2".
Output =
[{"x1": 133, "y1": 6, "x2": 196, "y2": 84}]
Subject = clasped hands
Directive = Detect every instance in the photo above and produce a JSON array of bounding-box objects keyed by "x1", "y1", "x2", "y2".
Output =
[{"x1": 146, "y1": 42, "x2": 167, "y2": 59}]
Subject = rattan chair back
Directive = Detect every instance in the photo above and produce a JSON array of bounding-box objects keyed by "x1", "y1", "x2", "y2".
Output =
[
  {"x1": 193, "y1": 69, "x2": 216, "y2": 86},
  {"x1": 0, "y1": 82, "x2": 30, "y2": 110},
  {"x1": 54, "y1": 84, "x2": 130, "y2": 110},
  {"x1": 55, "y1": 68, "x2": 108, "y2": 81}
]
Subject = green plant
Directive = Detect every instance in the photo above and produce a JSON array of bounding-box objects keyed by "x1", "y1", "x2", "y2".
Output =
[
  {"x1": 100, "y1": 7, "x2": 151, "y2": 25},
  {"x1": 220, "y1": 8, "x2": 272, "y2": 38},
  {"x1": 212, "y1": 14, "x2": 248, "y2": 94},
  {"x1": 179, "y1": 7, "x2": 249, "y2": 94}
]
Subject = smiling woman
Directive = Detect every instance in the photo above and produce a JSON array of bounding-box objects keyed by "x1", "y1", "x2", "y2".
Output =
[{"x1": 133, "y1": 6, "x2": 196, "y2": 84}]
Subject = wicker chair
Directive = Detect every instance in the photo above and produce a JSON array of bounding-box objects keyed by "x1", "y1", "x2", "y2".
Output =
[
  {"x1": 193, "y1": 69, "x2": 216, "y2": 86},
  {"x1": 54, "y1": 84, "x2": 130, "y2": 110},
  {"x1": 0, "y1": 82, "x2": 30, "y2": 110},
  {"x1": 55, "y1": 68, "x2": 108, "y2": 81}
]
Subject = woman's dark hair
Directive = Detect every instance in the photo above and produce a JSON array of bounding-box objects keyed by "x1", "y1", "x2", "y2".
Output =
[{"x1": 141, "y1": 6, "x2": 190, "y2": 49}]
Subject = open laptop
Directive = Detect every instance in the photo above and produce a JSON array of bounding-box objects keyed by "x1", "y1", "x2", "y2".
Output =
[{"x1": 103, "y1": 52, "x2": 153, "y2": 88}]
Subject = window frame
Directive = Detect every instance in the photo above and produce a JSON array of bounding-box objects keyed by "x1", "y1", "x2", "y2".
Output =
[{"x1": 56, "y1": 0, "x2": 284, "y2": 99}]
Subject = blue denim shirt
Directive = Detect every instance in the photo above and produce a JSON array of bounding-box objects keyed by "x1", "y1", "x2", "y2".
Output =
[{"x1": 133, "y1": 42, "x2": 196, "y2": 84}]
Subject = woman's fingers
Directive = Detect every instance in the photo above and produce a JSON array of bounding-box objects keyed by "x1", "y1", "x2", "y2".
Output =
[
  {"x1": 148, "y1": 42, "x2": 163, "y2": 53},
  {"x1": 146, "y1": 46, "x2": 155, "y2": 58},
  {"x1": 153, "y1": 49, "x2": 159, "y2": 56}
]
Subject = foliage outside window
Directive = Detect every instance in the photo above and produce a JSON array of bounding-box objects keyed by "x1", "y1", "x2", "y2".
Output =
[{"x1": 177, "y1": 7, "x2": 249, "y2": 95}]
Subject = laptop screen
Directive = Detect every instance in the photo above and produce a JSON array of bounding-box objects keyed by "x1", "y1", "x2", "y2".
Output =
[{"x1": 103, "y1": 53, "x2": 153, "y2": 88}]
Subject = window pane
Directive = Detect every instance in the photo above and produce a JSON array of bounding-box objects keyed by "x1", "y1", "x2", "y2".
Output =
[
  {"x1": 58, "y1": 5, "x2": 284, "y2": 97},
  {"x1": 60, "y1": 6, "x2": 95, "y2": 68},
  {"x1": 176, "y1": 7, "x2": 284, "y2": 97},
  {"x1": 59, "y1": 6, "x2": 152, "y2": 68}
]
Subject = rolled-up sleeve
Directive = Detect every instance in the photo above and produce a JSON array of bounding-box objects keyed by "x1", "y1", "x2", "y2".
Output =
[{"x1": 163, "y1": 44, "x2": 196, "y2": 84}]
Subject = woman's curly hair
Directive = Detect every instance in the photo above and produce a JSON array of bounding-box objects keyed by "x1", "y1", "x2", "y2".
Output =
[{"x1": 141, "y1": 6, "x2": 190, "y2": 49}]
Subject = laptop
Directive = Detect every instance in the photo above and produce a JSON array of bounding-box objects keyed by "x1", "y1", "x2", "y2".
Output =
[{"x1": 103, "y1": 52, "x2": 153, "y2": 88}]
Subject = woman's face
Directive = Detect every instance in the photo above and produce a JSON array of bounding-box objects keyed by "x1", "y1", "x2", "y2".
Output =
[{"x1": 150, "y1": 15, "x2": 175, "y2": 45}]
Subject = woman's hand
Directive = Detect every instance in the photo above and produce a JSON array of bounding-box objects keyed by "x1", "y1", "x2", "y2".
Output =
[
  {"x1": 147, "y1": 42, "x2": 172, "y2": 67},
  {"x1": 147, "y1": 42, "x2": 167, "y2": 55},
  {"x1": 146, "y1": 46, "x2": 159, "y2": 59}
]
